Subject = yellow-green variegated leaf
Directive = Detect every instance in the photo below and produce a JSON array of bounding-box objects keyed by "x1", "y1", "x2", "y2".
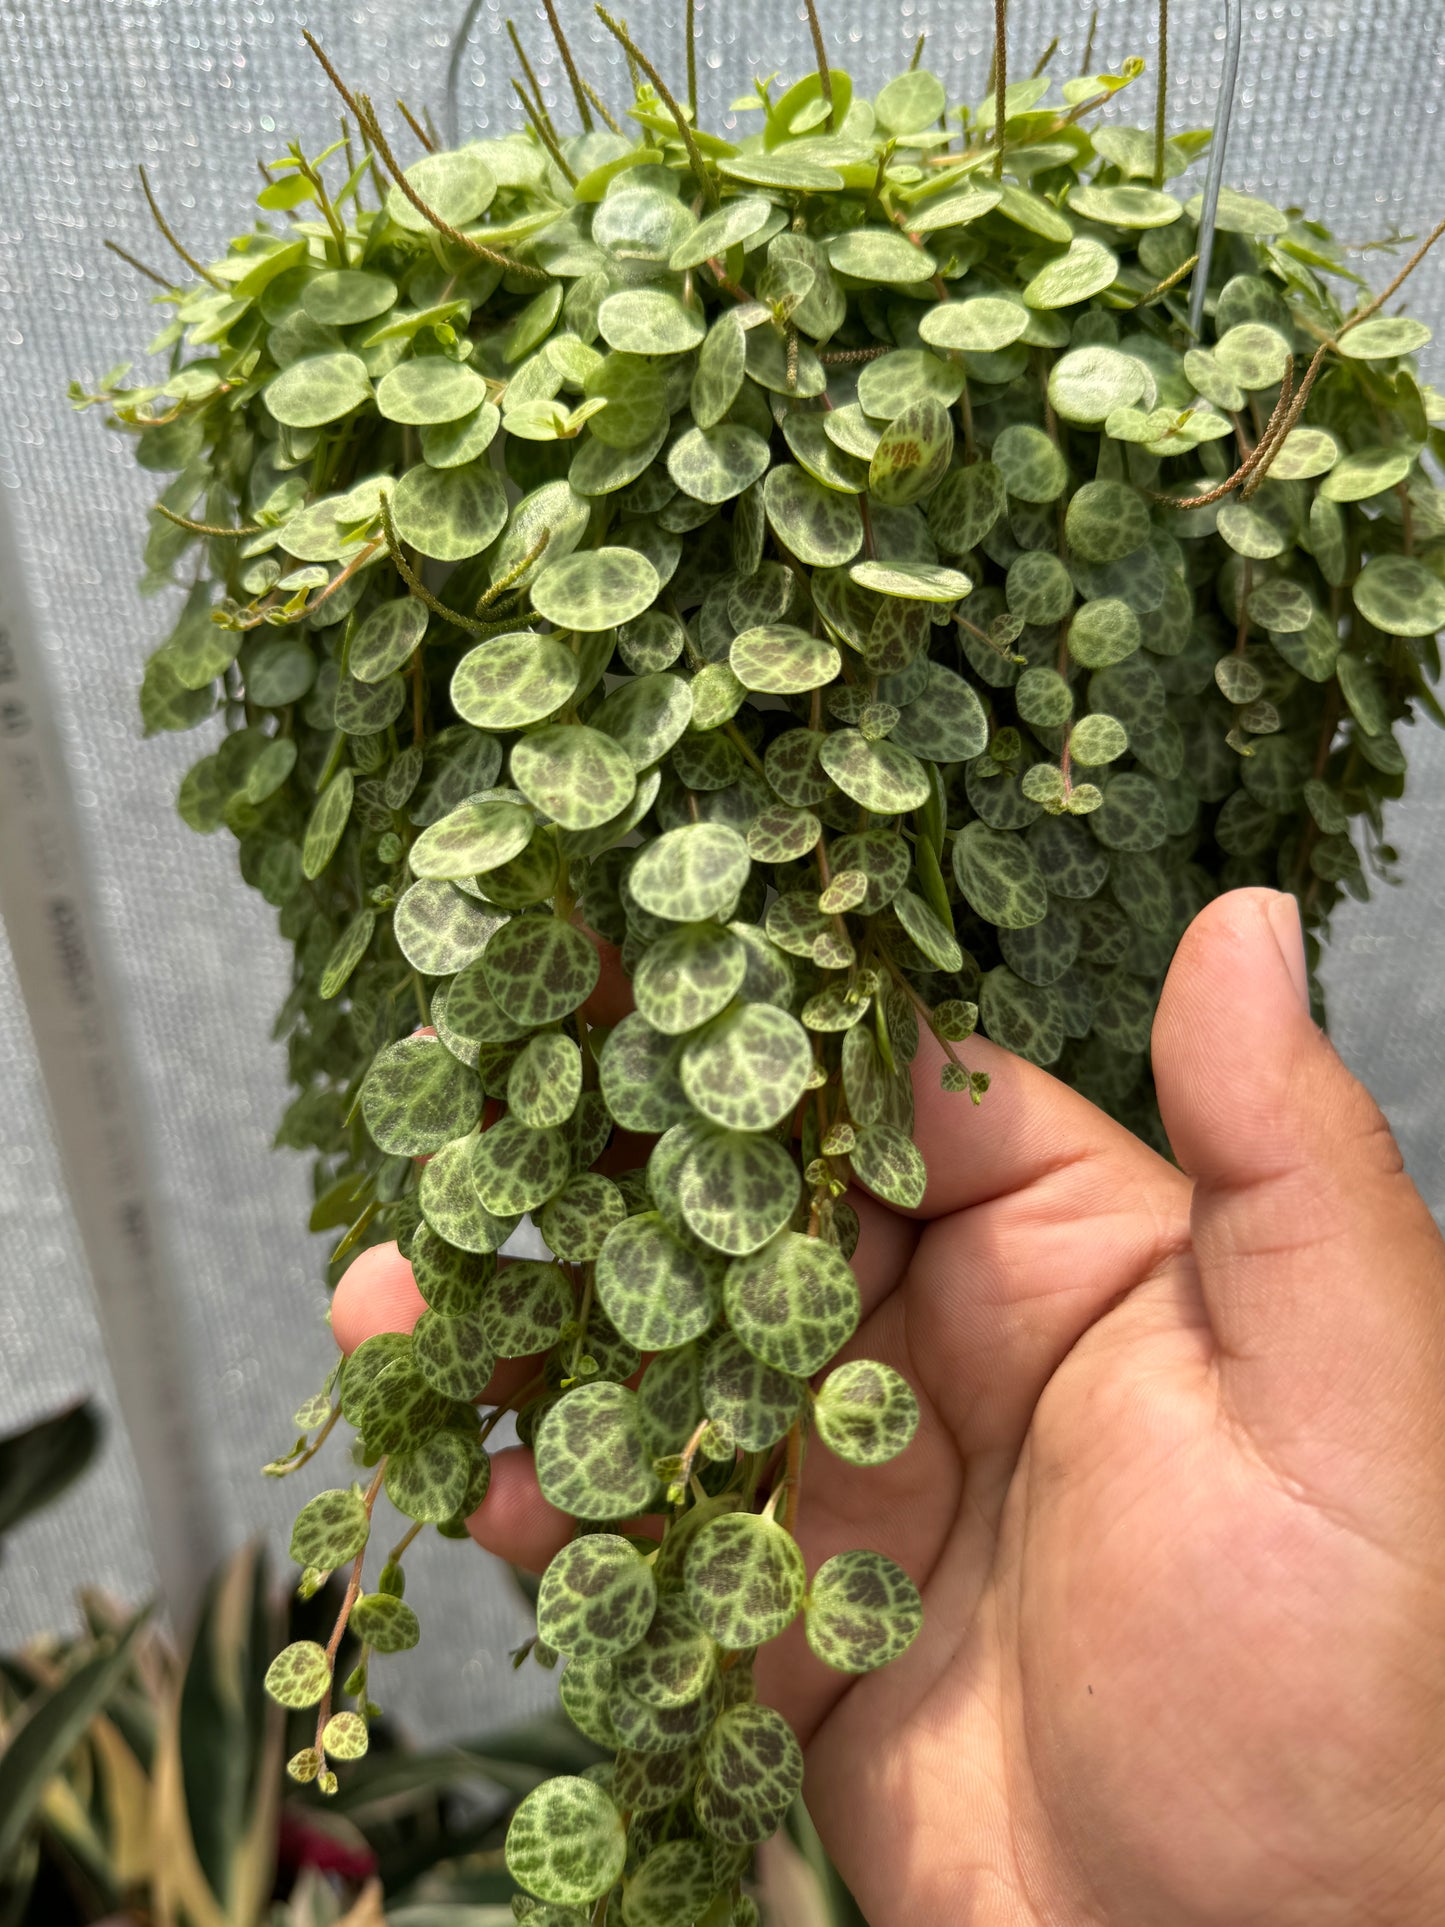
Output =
[
  {"x1": 685, "y1": 1512, "x2": 805, "y2": 1647},
  {"x1": 534, "y1": 1383, "x2": 657, "y2": 1520},
  {"x1": 537, "y1": 1533, "x2": 659, "y2": 1660},
  {"x1": 804, "y1": 1548, "x2": 922, "y2": 1672},
  {"x1": 505, "y1": 1777, "x2": 627, "y2": 1906}
]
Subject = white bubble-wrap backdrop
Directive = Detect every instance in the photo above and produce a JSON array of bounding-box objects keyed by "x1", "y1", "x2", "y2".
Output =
[{"x1": 1, "y1": 0, "x2": 1442, "y2": 1741}]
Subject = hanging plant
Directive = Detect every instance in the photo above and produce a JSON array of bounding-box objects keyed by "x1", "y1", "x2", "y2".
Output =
[{"x1": 79, "y1": 0, "x2": 1445, "y2": 1915}]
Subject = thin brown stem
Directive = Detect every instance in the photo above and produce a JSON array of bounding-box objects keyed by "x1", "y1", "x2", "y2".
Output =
[
  {"x1": 1153, "y1": 0, "x2": 1169, "y2": 190},
  {"x1": 272, "y1": 1403, "x2": 341, "y2": 1476},
  {"x1": 303, "y1": 33, "x2": 546, "y2": 277},
  {"x1": 312, "y1": 1463, "x2": 385, "y2": 1752},
  {"x1": 685, "y1": 0, "x2": 699, "y2": 120},
  {"x1": 1080, "y1": 7, "x2": 1099, "y2": 74},
  {"x1": 581, "y1": 78, "x2": 623, "y2": 136},
  {"x1": 801, "y1": 0, "x2": 834, "y2": 128},
  {"x1": 389, "y1": 1519, "x2": 425, "y2": 1563},
  {"x1": 395, "y1": 96, "x2": 437, "y2": 153},
  {"x1": 1032, "y1": 36, "x2": 1059, "y2": 77},
  {"x1": 1131, "y1": 250, "x2": 1198, "y2": 307},
  {"x1": 993, "y1": 0, "x2": 1008, "y2": 179},
  {"x1": 780, "y1": 1421, "x2": 805, "y2": 1536},
  {"x1": 541, "y1": 0, "x2": 595, "y2": 130},
  {"x1": 380, "y1": 498, "x2": 508, "y2": 634},
  {"x1": 476, "y1": 531, "x2": 550, "y2": 611},
  {"x1": 513, "y1": 78, "x2": 580, "y2": 185},
  {"x1": 506, "y1": 20, "x2": 558, "y2": 139},
  {"x1": 103, "y1": 238, "x2": 173, "y2": 288},
  {"x1": 155, "y1": 504, "x2": 264, "y2": 537},
  {"x1": 137, "y1": 165, "x2": 224, "y2": 289},
  {"x1": 595, "y1": 8, "x2": 718, "y2": 206}
]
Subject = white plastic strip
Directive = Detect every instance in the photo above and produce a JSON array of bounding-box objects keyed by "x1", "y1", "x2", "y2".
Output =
[{"x1": 0, "y1": 494, "x2": 220, "y2": 1626}]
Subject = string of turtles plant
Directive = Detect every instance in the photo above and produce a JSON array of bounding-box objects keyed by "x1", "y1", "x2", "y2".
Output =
[{"x1": 80, "y1": 0, "x2": 1445, "y2": 1917}]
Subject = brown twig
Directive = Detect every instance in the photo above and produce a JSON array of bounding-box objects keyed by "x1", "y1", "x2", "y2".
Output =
[
  {"x1": 801, "y1": 0, "x2": 834, "y2": 128},
  {"x1": 302, "y1": 32, "x2": 547, "y2": 277},
  {"x1": 595, "y1": 7, "x2": 718, "y2": 206},
  {"x1": 155, "y1": 505, "x2": 265, "y2": 537},
  {"x1": 1130, "y1": 250, "x2": 1198, "y2": 307},
  {"x1": 685, "y1": 0, "x2": 699, "y2": 119},
  {"x1": 992, "y1": 0, "x2": 1008, "y2": 179},
  {"x1": 506, "y1": 21, "x2": 558, "y2": 140},
  {"x1": 137, "y1": 165, "x2": 224, "y2": 289},
  {"x1": 395, "y1": 96, "x2": 437, "y2": 153},
  {"x1": 581, "y1": 78, "x2": 623, "y2": 136},
  {"x1": 1153, "y1": 0, "x2": 1169, "y2": 190},
  {"x1": 541, "y1": 0, "x2": 595, "y2": 130},
  {"x1": 103, "y1": 238, "x2": 173, "y2": 288},
  {"x1": 512, "y1": 79, "x2": 580, "y2": 185},
  {"x1": 379, "y1": 494, "x2": 508, "y2": 635}
]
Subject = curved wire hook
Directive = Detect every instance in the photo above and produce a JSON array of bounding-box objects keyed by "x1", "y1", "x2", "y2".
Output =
[
  {"x1": 445, "y1": 0, "x2": 486, "y2": 147},
  {"x1": 1188, "y1": 0, "x2": 1245, "y2": 338}
]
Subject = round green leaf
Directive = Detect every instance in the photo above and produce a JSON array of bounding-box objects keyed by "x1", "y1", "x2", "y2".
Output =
[
  {"x1": 686, "y1": 1512, "x2": 805, "y2": 1647},
  {"x1": 507, "y1": 1032, "x2": 583, "y2": 1128},
  {"x1": 480, "y1": 1258, "x2": 574, "y2": 1356},
  {"x1": 384, "y1": 1428, "x2": 472, "y2": 1523},
  {"x1": 763, "y1": 466, "x2": 863, "y2": 568},
  {"x1": 952, "y1": 821, "x2": 1048, "y2": 928},
  {"x1": 451, "y1": 630, "x2": 580, "y2": 729},
  {"x1": 535, "y1": 1384, "x2": 657, "y2": 1521},
  {"x1": 302, "y1": 268, "x2": 397, "y2": 326},
  {"x1": 1022, "y1": 237, "x2": 1119, "y2": 308},
  {"x1": 819, "y1": 730, "x2": 930, "y2": 812},
  {"x1": 350, "y1": 596, "x2": 427, "y2": 682},
  {"x1": 919, "y1": 296, "x2": 1029, "y2": 352},
  {"x1": 1068, "y1": 596, "x2": 1142, "y2": 669},
  {"x1": 980, "y1": 964, "x2": 1065, "y2": 1065},
  {"x1": 376, "y1": 356, "x2": 487, "y2": 425},
  {"x1": 681, "y1": 1003, "x2": 813, "y2": 1133},
  {"x1": 264, "y1": 1641, "x2": 330, "y2": 1709},
  {"x1": 690, "y1": 309, "x2": 747, "y2": 430},
  {"x1": 622, "y1": 1840, "x2": 718, "y2": 1927},
  {"x1": 614, "y1": 1591, "x2": 717, "y2": 1708},
  {"x1": 1266, "y1": 427, "x2": 1339, "y2": 481},
  {"x1": 814, "y1": 1358, "x2": 919, "y2": 1464},
  {"x1": 471, "y1": 1115, "x2": 572, "y2": 1215},
  {"x1": 530, "y1": 547, "x2": 660, "y2": 631},
  {"x1": 1065, "y1": 479, "x2": 1151, "y2": 565},
  {"x1": 410, "y1": 797, "x2": 535, "y2": 880},
  {"x1": 869, "y1": 395, "x2": 954, "y2": 508},
  {"x1": 849, "y1": 1121, "x2": 926, "y2": 1209},
  {"x1": 264, "y1": 352, "x2": 371, "y2": 428},
  {"x1": 724, "y1": 1230, "x2": 860, "y2": 1377},
  {"x1": 394, "y1": 878, "x2": 503, "y2": 975},
  {"x1": 633, "y1": 923, "x2": 747, "y2": 1036},
  {"x1": 412, "y1": 1307, "x2": 497, "y2": 1400},
  {"x1": 1319, "y1": 445, "x2": 1416, "y2": 504},
  {"x1": 595, "y1": 1212, "x2": 725, "y2": 1351},
  {"x1": 289, "y1": 1487, "x2": 370, "y2": 1570},
  {"x1": 1048, "y1": 345, "x2": 1149, "y2": 424},
  {"x1": 1353, "y1": 554, "x2": 1445, "y2": 636},
  {"x1": 629, "y1": 822, "x2": 751, "y2": 922},
  {"x1": 730, "y1": 623, "x2": 840, "y2": 695},
  {"x1": 1337, "y1": 315, "x2": 1433, "y2": 360},
  {"x1": 1213, "y1": 322, "x2": 1292, "y2": 391},
  {"x1": 386, "y1": 146, "x2": 495, "y2": 230},
  {"x1": 361, "y1": 1034, "x2": 481, "y2": 1156},
  {"x1": 481, "y1": 915, "x2": 600, "y2": 1025},
  {"x1": 301, "y1": 769, "x2": 353, "y2": 879},
  {"x1": 511, "y1": 725, "x2": 637, "y2": 830},
  {"x1": 390, "y1": 460, "x2": 508, "y2": 560},
  {"x1": 506, "y1": 1777, "x2": 627, "y2": 1907},
  {"x1": 804, "y1": 1549, "x2": 922, "y2": 1673},
  {"x1": 669, "y1": 194, "x2": 773, "y2": 270},
  {"x1": 1067, "y1": 182, "x2": 1182, "y2": 228},
  {"x1": 667, "y1": 423, "x2": 771, "y2": 505},
  {"x1": 348, "y1": 1591, "x2": 420, "y2": 1653},
  {"x1": 991, "y1": 422, "x2": 1068, "y2": 502},
  {"x1": 827, "y1": 226, "x2": 936, "y2": 283},
  {"x1": 680, "y1": 1127, "x2": 801, "y2": 1257},
  {"x1": 597, "y1": 289, "x2": 706, "y2": 355},
  {"x1": 537, "y1": 1534, "x2": 659, "y2": 1661}
]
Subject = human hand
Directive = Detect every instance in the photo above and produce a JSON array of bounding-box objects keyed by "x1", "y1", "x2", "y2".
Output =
[{"x1": 333, "y1": 888, "x2": 1445, "y2": 1926}]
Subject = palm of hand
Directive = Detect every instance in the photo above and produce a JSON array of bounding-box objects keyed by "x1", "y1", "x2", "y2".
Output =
[
  {"x1": 762, "y1": 897, "x2": 1445, "y2": 1927},
  {"x1": 334, "y1": 894, "x2": 1445, "y2": 1926}
]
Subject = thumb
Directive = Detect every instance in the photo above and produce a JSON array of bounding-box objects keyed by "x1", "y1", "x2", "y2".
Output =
[{"x1": 1152, "y1": 888, "x2": 1445, "y2": 1486}]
